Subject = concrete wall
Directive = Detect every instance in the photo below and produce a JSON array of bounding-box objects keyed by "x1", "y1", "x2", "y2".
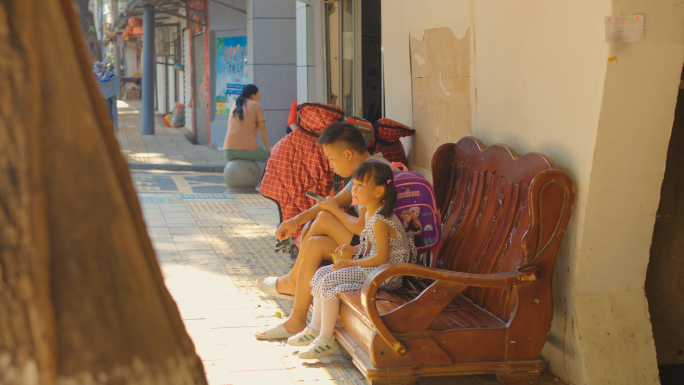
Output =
[
  {"x1": 295, "y1": 1, "x2": 308, "y2": 103},
  {"x1": 123, "y1": 45, "x2": 138, "y2": 78},
  {"x1": 208, "y1": 0, "x2": 247, "y2": 149},
  {"x1": 183, "y1": 27, "x2": 192, "y2": 133},
  {"x1": 246, "y1": 0, "x2": 296, "y2": 150},
  {"x1": 295, "y1": 0, "x2": 326, "y2": 104},
  {"x1": 382, "y1": 0, "x2": 684, "y2": 383},
  {"x1": 381, "y1": 0, "x2": 473, "y2": 178}
]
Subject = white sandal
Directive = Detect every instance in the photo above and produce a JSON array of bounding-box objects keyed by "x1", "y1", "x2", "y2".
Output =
[
  {"x1": 287, "y1": 327, "x2": 320, "y2": 346},
  {"x1": 254, "y1": 323, "x2": 296, "y2": 340},
  {"x1": 255, "y1": 276, "x2": 295, "y2": 301},
  {"x1": 298, "y1": 336, "x2": 339, "y2": 359}
]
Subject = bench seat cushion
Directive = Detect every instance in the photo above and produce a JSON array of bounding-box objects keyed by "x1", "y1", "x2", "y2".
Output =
[
  {"x1": 339, "y1": 288, "x2": 507, "y2": 331},
  {"x1": 337, "y1": 286, "x2": 508, "y2": 368}
]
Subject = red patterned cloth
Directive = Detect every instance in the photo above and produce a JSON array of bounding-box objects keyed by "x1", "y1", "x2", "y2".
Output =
[
  {"x1": 260, "y1": 103, "x2": 344, "y2": 237},
  {"x1": 372, "y1": 118, "x2": 415, "y2": 165}
]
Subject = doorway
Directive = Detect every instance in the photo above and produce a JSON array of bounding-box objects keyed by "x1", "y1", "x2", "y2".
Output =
[
  {"x1": 646, "y1": 65, "x2": 684, "y2": 384},
  {"x1": 324, "y1": 0, "x2": 382, "y2": 120}
]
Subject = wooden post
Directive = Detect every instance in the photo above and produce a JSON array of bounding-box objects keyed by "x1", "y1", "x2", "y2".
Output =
[{"x1": 0, "y1": 0, "x2": 208, "y2": 383}]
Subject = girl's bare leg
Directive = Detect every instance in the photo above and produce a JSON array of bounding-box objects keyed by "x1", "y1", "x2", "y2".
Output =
[
  {"x1": 309, "y1": 297, "x2": 321, "y2": 331},
  {"x1": 319, "y1": 298, "x2": 340, "y2": 340}
]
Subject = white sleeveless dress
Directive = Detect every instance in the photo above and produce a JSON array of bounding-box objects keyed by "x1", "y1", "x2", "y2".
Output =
[{"x1": 310, "y1": 210, "x2": 417, "y2": 301}]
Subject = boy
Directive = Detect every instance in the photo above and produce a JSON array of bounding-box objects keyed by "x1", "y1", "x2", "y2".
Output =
[{"x1": 255, "y1": 122, "x2": 387, "y2": 339}]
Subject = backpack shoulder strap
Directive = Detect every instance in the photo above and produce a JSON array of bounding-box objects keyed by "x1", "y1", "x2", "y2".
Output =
[{"x1": 389, "y1": 162, "x2": 407, "y2": 172}]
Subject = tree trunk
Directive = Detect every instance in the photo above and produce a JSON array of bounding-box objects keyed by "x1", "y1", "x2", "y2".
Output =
[
  {"x1": 72, "y1": 0, "x2": 102, "y2": 63},
  {"x1": 0, "y1": 1, "x2": 207, "y2": 384}
]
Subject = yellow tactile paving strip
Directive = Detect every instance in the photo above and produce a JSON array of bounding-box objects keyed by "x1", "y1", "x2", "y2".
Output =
[{"x1": 185, "y1": 201, "x2": 290, "y2": 292}]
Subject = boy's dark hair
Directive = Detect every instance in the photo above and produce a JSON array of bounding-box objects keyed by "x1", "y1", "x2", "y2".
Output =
[
  {"x1": 317, "y1": 122, "x2": 367, "y2": 154},
  {"x1": 352, "y1": 162, "x2": 396, "y2": 218}
]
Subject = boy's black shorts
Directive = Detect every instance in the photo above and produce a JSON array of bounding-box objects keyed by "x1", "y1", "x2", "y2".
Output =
[{"x1": 350, "y1": 234, "x2": 361, "y2": 246}]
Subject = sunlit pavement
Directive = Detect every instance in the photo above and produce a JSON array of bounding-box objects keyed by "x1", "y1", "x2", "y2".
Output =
[
  {"x1": 135, "y1": 175, "x2": 367, "y2": 385},
  {"x1": 116, "y1": 100, "x2": 226, "y2": 170}
]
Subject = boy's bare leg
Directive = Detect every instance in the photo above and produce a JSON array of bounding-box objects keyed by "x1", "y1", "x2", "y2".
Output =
[
  {"x1": 282, "y1": 235, "x2": 339, "y2": 333},
  {"x1": 262, "y1": 211, "x2": 354, "y2": 296},
  {"x1": 255, "y1": 235, "x2": 338, "y2": 336}
]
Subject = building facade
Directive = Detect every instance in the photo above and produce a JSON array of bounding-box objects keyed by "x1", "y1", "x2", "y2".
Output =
[
  {"x1": 377, "y1": 1, "x2": 684, "y2": 384},
  {"x1": 101, "y1": 1, "x2": 684, "y2": 383},
  {"x1": 301, "y1": 0, "x2": 684, "y2": 383}
]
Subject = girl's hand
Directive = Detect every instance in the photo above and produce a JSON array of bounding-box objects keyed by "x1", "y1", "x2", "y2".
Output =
[
  {"x1": 317, "y1": 197, "x2": 338, "y2": 213},
  {"x1": 334, "y1": 243, "x2": 359, "y2": 255},
  {"x1": 332, "y1": 259, "x2": 354, "y2": 271}
]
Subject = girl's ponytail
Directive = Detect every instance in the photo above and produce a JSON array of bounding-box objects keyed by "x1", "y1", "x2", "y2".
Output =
[
  {"x1": 233, "y1": 84, "x2": 259, "y2": 120},
  {"x1": 379, "y1": 177, "x2": 397, "y2": 218}
]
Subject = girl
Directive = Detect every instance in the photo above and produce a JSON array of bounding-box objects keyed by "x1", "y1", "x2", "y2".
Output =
[
  {"x1": 288, "y1": 162, "x2": 417, "y2": 359},
  {"x1": 222, "y1": 84, "x2": 270, "y2": 162}
]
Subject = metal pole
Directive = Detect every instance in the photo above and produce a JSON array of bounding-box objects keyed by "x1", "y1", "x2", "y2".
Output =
[
  {"x1": 142, "y1": 4, "x2": 155, "y2": 135},
  {"x1": 112, "y1": 1, "x2": 120, "y2": 80}
]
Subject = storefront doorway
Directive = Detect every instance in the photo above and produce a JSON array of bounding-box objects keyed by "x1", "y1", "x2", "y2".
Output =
[
  {"x1": 646, "y1": 65, "x2": 684, "y2": 384},
  {"x1": 324, "y1": 0, "x2": 382, "y2": 120}
]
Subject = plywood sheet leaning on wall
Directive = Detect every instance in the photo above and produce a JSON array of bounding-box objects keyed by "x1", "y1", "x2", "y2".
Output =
[
  {"x1": 410, "y1": 26, "x2": 471, "y2": 170},
  {"x1": 0, "y1": 1, "x2": 208, "y2": 384}
]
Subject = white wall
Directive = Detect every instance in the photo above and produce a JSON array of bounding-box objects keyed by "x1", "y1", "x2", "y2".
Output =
[
  {"x1": 296, "y1": 1, "x2": 308, "y2": 103},
  {"x1": 124, "y1": 45, "x2": 138, "y2": 78},
  {"x1": 183, "y1": 27, "x2": 193, "y2": 132},
  {"x1": 245, "y1": 0, "x2": 296, "y2": 150},
  {"x1": 208, "y1": 0, "x2": 248, "y2": 148},
  {"x1": 474, "y1": 2, "x2": 684, "y2": 383},
  {"x1": 295, "y1": 0, "x2": 326, "y2": 104},
  {"x1": 156, "y1": 61, "x2": 165, "y2": 113},
  {"x1": 382, "y1": 1, "x2": 684, "y2": 384}
]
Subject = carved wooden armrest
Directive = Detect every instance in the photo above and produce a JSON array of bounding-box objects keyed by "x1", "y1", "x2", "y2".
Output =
[{"x1": 359, "y1": 264, "x2": 541, "y2": 356}]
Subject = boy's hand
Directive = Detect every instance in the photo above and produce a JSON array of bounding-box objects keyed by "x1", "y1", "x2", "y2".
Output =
[
  {"x1": 332, "y1": 259, "x2": 354, "y2": 271},
  {"x1": 275, "y1": 218, "x2": 298, "y2": 240},
  {"x1": 317, "y1": 197, "x2": 338, "y2": 213}
]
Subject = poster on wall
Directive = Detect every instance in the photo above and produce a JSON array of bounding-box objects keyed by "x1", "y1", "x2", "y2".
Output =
[{"x1": 216, "y1": 36, "x2": 247, "y2": 116}]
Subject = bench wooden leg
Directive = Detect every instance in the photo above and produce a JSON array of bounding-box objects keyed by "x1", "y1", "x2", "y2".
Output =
[
  {"x1": 497, "y1": 371, "x2": 541, "y2": 385},
  {"x1": 366, "y1": 378, "x2": 416, "y2": 385}
]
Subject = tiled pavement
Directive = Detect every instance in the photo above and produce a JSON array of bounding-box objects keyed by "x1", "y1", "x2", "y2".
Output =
[
  {"x1": 120, "y1": 103, "x2": 566, "y2": 385},
  {"x1": 136, "y1": 184, "x2": 367, "y2": 385}
]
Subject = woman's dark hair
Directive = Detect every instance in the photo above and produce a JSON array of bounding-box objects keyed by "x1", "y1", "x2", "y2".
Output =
[
  {"x1": 318, "y1": 122, "x2": 367, "y2": 154},
  {"x1": 352, "y1": 162, "x2": 396, "y2": 218},
  {"x1": 233, "y1": 84, "x2": 259, "y2": 120}
]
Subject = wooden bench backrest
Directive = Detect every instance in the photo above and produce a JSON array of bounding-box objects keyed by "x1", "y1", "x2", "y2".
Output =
[{"x1": 431, "y1": 137, "x2": 574, "y2": 323}]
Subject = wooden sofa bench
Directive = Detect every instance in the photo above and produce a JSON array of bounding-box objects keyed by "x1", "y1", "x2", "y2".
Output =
[{"x1": 335, "y1": 136, "x2": 575, "y2": 385}]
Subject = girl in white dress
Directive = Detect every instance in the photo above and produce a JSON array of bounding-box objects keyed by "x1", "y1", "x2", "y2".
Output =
[{"x1": 289, "y1": 162, "x2": 417, "y2": 359}]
